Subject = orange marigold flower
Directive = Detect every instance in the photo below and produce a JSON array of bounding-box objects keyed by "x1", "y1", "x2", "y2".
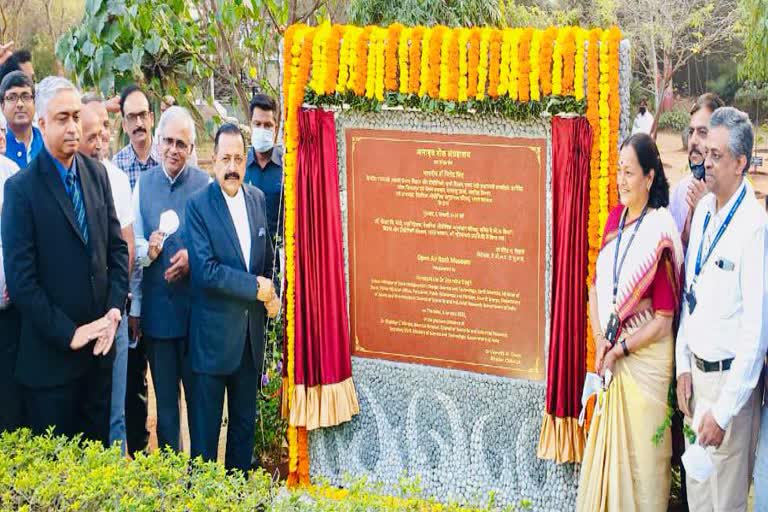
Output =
[
  {"x1": 324, "y1": 25, "x2": 344, "y2": 95},
  {"x1": 561, "y1": 27, "x2": 577, "y2": 96},
  {"x1": 447, "y1": 28, "x2": 460, "y2": 101}
]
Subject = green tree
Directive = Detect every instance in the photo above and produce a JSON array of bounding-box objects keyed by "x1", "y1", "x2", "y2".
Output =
[{"x1": 739, "y1": 0, "x2": 768, "y2": 82}]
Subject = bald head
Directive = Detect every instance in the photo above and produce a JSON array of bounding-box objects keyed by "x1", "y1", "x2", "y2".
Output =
[{"x1": 80, "y1": 100, "x2": 108, "y2": 160}]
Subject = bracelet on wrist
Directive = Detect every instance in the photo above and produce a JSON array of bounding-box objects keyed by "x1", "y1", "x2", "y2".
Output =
[{"x1": 620, "y1": 340, "x2": 630, "y2": 357}]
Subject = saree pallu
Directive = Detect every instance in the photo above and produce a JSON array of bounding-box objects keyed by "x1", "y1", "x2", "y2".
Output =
[{"x1": 576, "y1": 311, "x2": 674, "y2": 512}]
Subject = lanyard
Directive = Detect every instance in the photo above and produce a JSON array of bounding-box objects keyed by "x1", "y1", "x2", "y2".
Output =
[
  {"x1": 612, "y1": 205, "x2": 649, "y2": 304},
  {"x1": 693, "y1": 185, "x2": 746, "y2": 280}
]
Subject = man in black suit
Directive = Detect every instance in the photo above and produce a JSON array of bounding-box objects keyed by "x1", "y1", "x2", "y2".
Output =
[
  {"x1": 1, "y1": 76, "x2": 128, "y2": 445},
  {"x1": 186, "y1": 123, "x2": 279, "y2": 472}
]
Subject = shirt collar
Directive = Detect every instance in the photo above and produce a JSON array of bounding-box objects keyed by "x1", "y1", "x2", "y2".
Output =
[
  {"x1": 221, "y1": 184, "x2": 244, "y2": 204},
  {"x1": 9, "y1": 126, "x2": 35, "y2": 149},
  {"x1": 161, "y1": 164, "x2": 187, "y2": 185},
  {"x1": 127, "y1": 142, "x2": 158, "y2": 166},
  {"x1": 48, "y1": 148, "x2": 77, "y2": 181},
  {"x1": 708, "y1": 179, "x2": 747, "y2": 220}
]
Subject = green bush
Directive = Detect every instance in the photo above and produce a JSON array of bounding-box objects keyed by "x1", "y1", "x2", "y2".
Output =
[
  {"x1": 657, "y1": 110, "x2": 691, "y2": 133},
  {"x1": 0, "y1": 429, "x2": 530, "y2": 511}
]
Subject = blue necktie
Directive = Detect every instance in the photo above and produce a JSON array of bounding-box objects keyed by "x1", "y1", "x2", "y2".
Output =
[{"x1": 65, "y1": 170, "x2": 89, "y2": 244}]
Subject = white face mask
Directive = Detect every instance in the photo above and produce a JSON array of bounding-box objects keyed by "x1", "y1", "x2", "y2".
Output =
[{"x1": 251, "y1": 127, "x2": 275, "y2": 153}]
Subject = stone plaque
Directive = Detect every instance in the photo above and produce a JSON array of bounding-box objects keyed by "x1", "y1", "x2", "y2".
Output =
[{"x1": 346, "y1": 129, "x2": 546, "y2": 380}]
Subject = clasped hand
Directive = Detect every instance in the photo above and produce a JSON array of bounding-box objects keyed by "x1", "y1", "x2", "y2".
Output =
[
  {"x1": 256, "y1": 276, "x2": 280, "y2": 319},
  {"x1": 70, "y1": 308, "x2": 121, "y2": 356}
]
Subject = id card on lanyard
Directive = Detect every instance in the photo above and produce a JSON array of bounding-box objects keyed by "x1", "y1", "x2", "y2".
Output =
[{"x1": 684, "y1": 185, "x2": 746, "y2": 314}]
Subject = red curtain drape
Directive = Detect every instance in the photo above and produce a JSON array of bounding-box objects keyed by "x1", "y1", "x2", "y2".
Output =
[
  {"x1": 290, "y1": 108, "x2": 359, "y2": 431},
  {"x1": 537, "y1": 116, "x2": 592, "y2": 464}
]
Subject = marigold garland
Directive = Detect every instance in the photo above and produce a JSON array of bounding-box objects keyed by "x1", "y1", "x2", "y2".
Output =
[
  {"x1": 439, "y1": 28, "x2": 451, "y2": 100},
  {"x1": 398, "y1": 27, "x2": 411, "y2": 94},
  {"x1": 539, "y1": 27, "x2": 556, "y2": 96},
  {"x1": 409, "y1": 27, "x2": 424, "y2": 94},
  {"x1": 508, "y1": 29, "x2": 521, "y2": 100},
  {"x1": 476, "y1": 28, "x2": 492, "y2": 100},
  {"x1": 562, "y1": 27, "x2": 577, "y2": 96},
  {"x1": 428, "y1": 26, "x2": 445, "y2": 99},
  {"x1": 528, "y1": 29, "x2": 542, "y2": 102},
  {"x1": 385, "y1": 24, "x2": 402, "y2": 92},
  {"x1": 446, "y1": 28, "x2": 460, "y2": 101},
  {"x1": 487, "y1": 29, "x2": 503, "y2": 98},
  {"x1": 498, "y1": 30, "x2": 512, "y2": 97},
  {"x1": 517, "y1": 28, "x2": 533, "y2": 102},
  {"x1": 458, "y1": 28, "x2": 470, "y2": 102},
  {"x1": 467, "y1": 28, "x2": 482, "y2": 98},
  {"x1": 353, "y1": 27, "x2": 372, "y2": 96},
  {"x1": 585, "y1": 27, "x2": 603, "y2": 376},
  {"x1": 374, "y1": 27, "x2": 386, "y2": 101},
  {"x1": 323, "y1": 25, "x2": 343, "y2": 95},
  {"x1": 418, "y1": 27, "x2": 432, "y2": 97},
  {"x1": 552, "y1": 29, "x2": 565, "y2": 96},
  {"x1": 574, "y1": 28, "x2": 586, "y2": 101},
  {"x1": 607, "y1": 27, "x2": 622, "y2": 209}
]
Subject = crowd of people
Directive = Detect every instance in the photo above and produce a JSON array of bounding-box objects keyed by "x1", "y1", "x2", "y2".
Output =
[
  {"x1": 578, "y1": 93, "x2": 768, "y2": 512},
  {"x1": 0, "y1": 52, "x2": 285, "y2": 473}
]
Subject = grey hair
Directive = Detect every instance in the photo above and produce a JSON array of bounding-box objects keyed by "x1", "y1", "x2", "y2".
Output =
[
  {"x1": 710, "y1": 107, "x2": 754, "y2": 174},
  {"x1": 157, "y1": 105, "x2": 196, "y2": 145},
  {"x1": 81, "y1": 92, "x2": 104, "y2": 105},
  {"x1": 35, "y1": 76, "x2": 79, "y2": 118}
]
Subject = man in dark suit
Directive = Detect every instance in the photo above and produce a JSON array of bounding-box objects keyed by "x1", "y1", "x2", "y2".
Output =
[
  {"x1": 186, "y1": 123, "x2": 279, "y2": 472},
  {"x1": 1, "y1": 76, "x2": 128, "y2": 445}
]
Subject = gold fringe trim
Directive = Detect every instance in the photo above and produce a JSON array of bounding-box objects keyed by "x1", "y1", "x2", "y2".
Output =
[
  {"x1": 536, "y1": 413, "x2": 585, "y2": 464},
  {"x1": 283, "y1": 377, "x2": 360, "y2": 431}
]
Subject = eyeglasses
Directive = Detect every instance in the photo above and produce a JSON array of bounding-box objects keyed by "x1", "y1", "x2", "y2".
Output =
[
  {"x1": 162, "y1": 136, "x2": 190, "y2": 151},
  {"x1": 125, "y1": 110, "x2": 150, "y2": 124},
  {"x1": 3, "y1": 92, "x2": 34, "y2": 105}
]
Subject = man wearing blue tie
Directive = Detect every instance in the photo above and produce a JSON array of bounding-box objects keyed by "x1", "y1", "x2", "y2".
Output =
[
  {"x1": 1, "y1": 77, "x2": 128, "y2": 444},
  {"x1": 186, "y1": 123, "x2": 279, "y2": 472}
]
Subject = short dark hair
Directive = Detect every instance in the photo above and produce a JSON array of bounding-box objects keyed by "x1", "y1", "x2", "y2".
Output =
[
  {"x1": 0, "y1": 55, "x2": 21, "y2": 84},
  {"x1": 249, "y1": 93, "x2": 277, "y2": 119},
  {"x1": 690, "y1": 93, "x2": 725, "y2": 117},
  {"x1": 0, "y1": 71, "x2": 34, "y2": 103},
  {"x1": 621, "y1": 133, "x2": 670, "y2": 209},
  {"x1": 119, "y1": 84, "x2": 149, "y2": 116},
  {"x1": 12, "y1": 49, "x2": 31, "y2": 64},
  {"x1": 214, "y1": 123, "x2": 246, "y2": 155}
]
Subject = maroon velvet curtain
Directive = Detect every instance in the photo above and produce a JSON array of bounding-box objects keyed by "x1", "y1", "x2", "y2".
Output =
[
  {"x1": 546, "y1": 116, "x2": 592, "y2": 419},
  {"x1": 294, "y1": 108, "x2": 353, "y2": 390}
]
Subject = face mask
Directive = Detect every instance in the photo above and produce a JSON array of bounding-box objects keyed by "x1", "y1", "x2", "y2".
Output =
[
  {"x1": 251, "y1": 127, "x2": 275, "y2": 153},
  {"x1": 690, "y1": 160, "x2": 706, "y2": 181}
]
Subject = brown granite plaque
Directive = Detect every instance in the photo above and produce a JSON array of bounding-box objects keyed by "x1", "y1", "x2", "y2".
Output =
[{"x1": 347, "y1": 129, "x2": 546, "y2": 380}]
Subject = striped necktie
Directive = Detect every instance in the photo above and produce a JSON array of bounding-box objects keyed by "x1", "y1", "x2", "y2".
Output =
[{"x1": 65, "y1": 170, "x2": 89, "y2": 244}]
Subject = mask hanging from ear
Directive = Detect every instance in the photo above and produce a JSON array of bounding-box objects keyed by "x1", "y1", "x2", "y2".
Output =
[
  {"x1": 690, "y1": 160, "x2": 706, "y2": 181},
  {"x1": 251, "y1": 127, "x2": 275, "y2": 153}
]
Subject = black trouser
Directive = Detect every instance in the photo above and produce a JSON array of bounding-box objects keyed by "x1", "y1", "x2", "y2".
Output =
[
  {"x1": 0, "y1": 306, "x2": 23, "y2": 431},
  {"x1": 189, "y1": 337, "x2": 259, "y2": 473},
  {"x1": 145, "y1": 335, "x2": 190, "y2": 452},
  {"x1": 24, "y1": 357, "x2": 112, "y2": 446},
  {"x1": 125, "y1": 336, "x2": 149, "y2": 455}
]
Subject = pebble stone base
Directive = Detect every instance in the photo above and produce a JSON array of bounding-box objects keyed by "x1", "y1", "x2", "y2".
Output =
[
  {"x1": 309, "y1": 357, "x2": 580, "y2": 511},
  {"x1": 307, "y1": 110, "x2": 580, "y2": 510}
]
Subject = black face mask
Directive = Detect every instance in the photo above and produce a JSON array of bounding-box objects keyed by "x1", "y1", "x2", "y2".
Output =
[
  {"x1": 639, "y1": 107, "x2": 647, "y2": 115},
  {"x1": 690, "y1": 160, "x2": 706, "y2": 180}
]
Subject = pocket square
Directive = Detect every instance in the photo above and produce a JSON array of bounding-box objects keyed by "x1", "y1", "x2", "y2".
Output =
[{"x1": 258, "y1": 227, "x2": 266, "y2": 237}]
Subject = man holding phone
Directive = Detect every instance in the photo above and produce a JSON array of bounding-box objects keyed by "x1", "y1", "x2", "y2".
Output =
[{"x1": 669, "y1": 93, "x2": 725, "y2": 246}]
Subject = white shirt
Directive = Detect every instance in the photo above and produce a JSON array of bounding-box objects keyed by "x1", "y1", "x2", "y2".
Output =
[
  {"x1": 676, "y1": 180, "x2": 768, "y2": 429},
  {"x1": 0, "y1": 154, "x2": 19, "y2": 309},
  {"x1": 631, "y1": 111, "x2": 654, "y2": 135},
  {"x1": 103, "y1": 159, "x2": 134, "y2": 229},
  {"x1": 222, "y1": 186, "x2": 251, "y2": 272}
]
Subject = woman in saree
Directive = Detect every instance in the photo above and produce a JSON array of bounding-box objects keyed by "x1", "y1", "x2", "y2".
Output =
[{"x1": 577, "y1": 133, "x2": 684, "y2": 512}]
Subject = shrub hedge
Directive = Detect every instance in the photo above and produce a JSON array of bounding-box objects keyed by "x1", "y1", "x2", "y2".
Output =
[{"x1": 0, "y1": 429, "x2": 530, "y2": 511}]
